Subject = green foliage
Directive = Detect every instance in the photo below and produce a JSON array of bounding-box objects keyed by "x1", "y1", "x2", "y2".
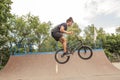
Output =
[
  {"x1": 0, "y1": 0, "x2": 12, "y2": 46},
  {"x1": 67, "y1": 23, "x2": 82, "y2": 41},
  {"x1": 0, "y1": 47, "x2": 10, "y2": 70},
  {"x1": 84, "y1": 24, "x2": 106, "y2": 49},
  {"x1": 0, "y1": 0, "x2": 12, "y2": 24},
  {"x1": 7, "y1": 13, "x2": 51, "y2": 53},
  {"x1": 104, "y1": 34, "x2": 120, "y2": 62},
  {"x1": 39, "y1": 36, "x2": 57, "y2": 52},
  {"x1": 84, "y1": 24, "x2": 96, "y2": 48},
  {"x1": 0, "y1": 0, "x2": 12, "y2": 70},
  {"x1": 104, "y1": 49, "x2": 114, "y2": 62},
  {"x1": 83, "y1": 24, "x2": 120, "y2": 62},
  {"x1": 95, "y1": 27, "x2": 106, "y2": 48}
]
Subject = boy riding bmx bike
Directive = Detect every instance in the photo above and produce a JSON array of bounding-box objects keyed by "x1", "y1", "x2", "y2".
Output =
[{"x1": 51, "y1": 17, "x2": 74, "y2": 56}]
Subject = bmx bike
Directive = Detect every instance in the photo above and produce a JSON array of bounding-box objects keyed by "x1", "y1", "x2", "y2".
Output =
[{"x1": 55, "y1": 35, "x2": 93, "y2": 64}]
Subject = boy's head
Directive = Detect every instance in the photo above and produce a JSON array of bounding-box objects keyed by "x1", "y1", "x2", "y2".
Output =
[{"x1": 66, "y1": 17, "x2": 74, "y2": 26}]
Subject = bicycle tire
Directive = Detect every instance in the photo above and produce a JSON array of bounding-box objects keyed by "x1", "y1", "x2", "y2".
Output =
[
  {"x1": 78, "y1": 46, "x2": 93, "y2": 60},
  {"x1": 55, "y1": 49, "x2": 70, "y2": 64}
]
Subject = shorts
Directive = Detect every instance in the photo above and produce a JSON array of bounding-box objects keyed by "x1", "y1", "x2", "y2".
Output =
[{"x1": 51, "y1": 32, "x2": 63, "y2": 41}]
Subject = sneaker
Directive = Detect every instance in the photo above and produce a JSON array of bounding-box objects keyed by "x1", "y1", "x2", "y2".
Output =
[{"x1": 63, "y1": 52, "x2": 70, "y2": 56}]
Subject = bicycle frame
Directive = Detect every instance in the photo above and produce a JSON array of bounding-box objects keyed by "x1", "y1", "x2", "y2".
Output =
[
  {"x1": 67, "y1": 40, "x2": 82, "y2": 54},
  {"x1": 67, "y1": 35, "x2": 83, "y2": 54}
]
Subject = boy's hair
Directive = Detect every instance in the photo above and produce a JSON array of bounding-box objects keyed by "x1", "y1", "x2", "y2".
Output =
[{"x1": 66, "y1": 17, "x2": 74, "y2": 23}]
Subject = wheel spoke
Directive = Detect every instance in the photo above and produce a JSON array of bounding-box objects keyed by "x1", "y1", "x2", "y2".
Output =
[
  {"x1": 78, "y1": 46, "x2": 93, "y2": 60},
  {"x1": 55, "y1": 49, "x2": 70, "y2": 64}
]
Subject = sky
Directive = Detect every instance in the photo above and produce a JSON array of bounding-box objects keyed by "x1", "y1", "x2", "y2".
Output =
[{"x1": 11, "y1": 0, "x2": 120, "y2": 34}]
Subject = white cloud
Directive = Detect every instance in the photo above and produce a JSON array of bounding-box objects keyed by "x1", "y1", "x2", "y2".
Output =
[
  {"x1": 11, "y1": 0, "x2": 120, "y2": 33},
  {"x1": 81, "y1": 0, "x2": 120, "y2": 23},
  {"x1": 97, "y1": 0, "x2": 120, "y2": 16},
  {"x1": 104, "y1": 26, "x2": 116, "y2": 34}
]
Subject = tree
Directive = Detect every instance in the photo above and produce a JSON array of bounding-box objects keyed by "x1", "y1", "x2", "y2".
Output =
[
  {"x1": 0, "y1": 0, "x2": 12, "y2": 24},
  {"x1": 67, "y1": 23, "x2": 82, "y2": 41},
  {"x1": 22, "y1": 13, "x2": 51, "y2": 52},
  {"x1": 0, "y1": 0, "x2": 12, "y2": 47},
  {"x1": 0, "y1": 0, "x2": 12, "y2": 69},
  {"x1": 84, "y1": 24, "x2": 96, "y2": 47},
  {"x1": 104, "y1": 34, "x2": 120, "y2": 62},
  {"x1": 7, "y1": 13, "x2": 51, "y2": 53},
  {"x1": 83, "y1": 24, "x2": 106, "y2": 48},
  {"x1": 39, "y1": 35, "x2": 57, "y2": 52},
  {"x1": 34, "y1": 22, "x2": 51, "y2": 51},
  {"x1": 97, "y1": 27, "x2": 106, "y2": 48}
]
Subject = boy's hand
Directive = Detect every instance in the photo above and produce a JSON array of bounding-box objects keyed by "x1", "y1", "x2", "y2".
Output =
[{"x1": 69, "y1": 31, "x2": 73, "y2": 34}]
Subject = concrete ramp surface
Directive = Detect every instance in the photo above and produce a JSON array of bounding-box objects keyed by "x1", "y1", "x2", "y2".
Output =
[{"x1": 0, "y1": 50, "x2": 120, "y2": 80}]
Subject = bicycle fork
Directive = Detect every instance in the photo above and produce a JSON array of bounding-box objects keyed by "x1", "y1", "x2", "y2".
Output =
[{"x1": 83, "y1": 46, "x2": 87, "y2": 54}]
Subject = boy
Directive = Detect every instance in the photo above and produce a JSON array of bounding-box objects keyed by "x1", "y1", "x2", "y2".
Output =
[{"x1": 51, "y1": 17, "x2": 74, "y2": 55}]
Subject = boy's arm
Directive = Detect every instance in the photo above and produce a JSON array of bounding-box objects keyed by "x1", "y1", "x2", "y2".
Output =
[{"x1": 60, "y1": 26, "x2": 73, "y2": 34}]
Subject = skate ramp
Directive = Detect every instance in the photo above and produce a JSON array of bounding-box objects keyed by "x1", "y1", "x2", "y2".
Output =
[{"x1": 0, "y1": 49, "x2": 120, "y2": 80}]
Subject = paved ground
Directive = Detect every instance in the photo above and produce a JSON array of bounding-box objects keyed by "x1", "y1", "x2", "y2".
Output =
[
  {"x1": 0, "y1": 50, "x2": 120, "y2": 80},
  {"x1": 112, "y1": 63, "x2": 120, "y2": 70}
]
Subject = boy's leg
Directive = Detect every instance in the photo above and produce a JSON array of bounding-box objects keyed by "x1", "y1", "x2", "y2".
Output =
[{"x1": 59, "y1": 37, "x2": 67, "y2": 53}]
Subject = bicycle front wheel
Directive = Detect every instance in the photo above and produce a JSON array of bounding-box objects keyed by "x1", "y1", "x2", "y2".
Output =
[
  {"x1": 55, "y1": 49, "x2": 70, "y2": 64},
  {"x1": 78, "y1": 46, "x2": 93, "y2": 60}
]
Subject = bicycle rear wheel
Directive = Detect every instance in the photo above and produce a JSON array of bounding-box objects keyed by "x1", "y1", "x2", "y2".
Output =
[
  {"x1": 78, "y1": 46, "x2": 93, "y2": 60},
  {"x1": 55, "y1": 49, "x2": 70, "y2": 64}
]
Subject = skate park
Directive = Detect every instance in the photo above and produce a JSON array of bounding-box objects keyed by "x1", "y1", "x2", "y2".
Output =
[{"x1": 1, "y1": 0, "x2": 120, "y2": 80}]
